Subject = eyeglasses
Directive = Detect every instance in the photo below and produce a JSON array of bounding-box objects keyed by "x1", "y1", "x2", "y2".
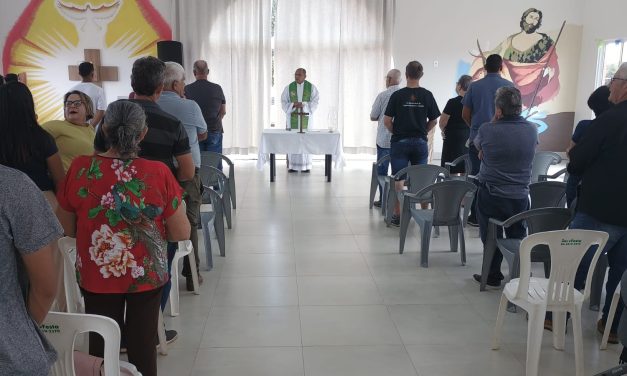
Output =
[
  {"x1": 610, "y1": 77, "x2": 627, "y2": 84},
  {"x1": 65, "y1": 100, "x2": 84, "y2": 108}
]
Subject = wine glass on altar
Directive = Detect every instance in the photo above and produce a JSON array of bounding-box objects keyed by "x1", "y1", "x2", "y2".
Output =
[{"x1": 327, "y1": 108, "x2": 338, "y2": 133}]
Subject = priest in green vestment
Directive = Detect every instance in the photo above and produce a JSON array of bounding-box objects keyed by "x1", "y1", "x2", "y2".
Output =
[{"x1": 281, "y1": 68, "x2": 320, "y2": 172}]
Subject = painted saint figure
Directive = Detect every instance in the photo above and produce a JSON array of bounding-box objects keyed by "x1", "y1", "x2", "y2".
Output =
[{"x1": 471, "y1": 8, "x2": 560, "y2": 109}]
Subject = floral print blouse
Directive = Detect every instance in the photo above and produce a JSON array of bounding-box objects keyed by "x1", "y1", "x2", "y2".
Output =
[{"x1": 57, "y1": 156, "x2": 183, "y2": 294}]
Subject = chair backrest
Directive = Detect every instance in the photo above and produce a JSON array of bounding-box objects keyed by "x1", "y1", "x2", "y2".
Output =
[
  {"x1": 42, "y1": 312, "x2": 122, "y2": 376},
  {"x1": 200, "y1": 151, "x2": 234, "y2": 170},
  {"x1": 529, "y1": 181, "x2": 567, "y2": 209},
  {"x1": 418, "y1": 180, "x2": 476, "y2": 226},
  {"x1": 445, "y1": 154, "x2": 472, "y2": 176},
  {"x1": 516, "y1": 230, "x2": 609, "y2": 306},
  {"x1": 523, "y1": 207, "x2": 573, "y2": 234},
  {"x1": 57, "y1": 237, "x2": 84, "y2": 314},
  {"x1": 394, "y1": 164, "x2": 450, "y2": 194},
  {"x1": 199, "y1": 166, "x2": 227, "y2": 203},
  {"x1": 531, "y1": 151, "x2": 561, "y2": 183}
]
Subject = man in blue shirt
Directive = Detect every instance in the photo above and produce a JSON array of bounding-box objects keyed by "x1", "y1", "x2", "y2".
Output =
[
  {"x1": 472, "y1": 86, "x2": 538, "y2": 287},
  {"x1": 462, "y1": 54, "x2": 513, "y2": 225},
  {"x1": 157, "y1": 61, "x2": 207, "y2": 291}
]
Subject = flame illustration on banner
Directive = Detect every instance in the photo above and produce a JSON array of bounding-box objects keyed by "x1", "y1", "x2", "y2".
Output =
[{"x1": 2, "y1": 0, "x2": 171, "y2": 122}]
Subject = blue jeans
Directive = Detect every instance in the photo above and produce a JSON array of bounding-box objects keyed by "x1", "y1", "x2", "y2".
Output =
[
  {"x1": 390, "y1": 137, "x2": 428, "y2": 179},
  {"x1": 376, "y1": 145, "x2": 391, "y2": 199},
  {"x1": 572, "y1": 212, "x2": 627, "y2": 331},
  {"x1": 160, "y1": 242, "x2": 178, "y2": 311},
  {"x1": 467, "y1": 143, "x2": 481, "y2": 221},
  {"x1": 199, "y1": 132, "x2": 223, "y2": 170}
]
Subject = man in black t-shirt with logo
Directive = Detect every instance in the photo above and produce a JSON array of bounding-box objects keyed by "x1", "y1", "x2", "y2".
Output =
[{"x1": 384, "y1": 61, "x2": 440, "y2": 226}]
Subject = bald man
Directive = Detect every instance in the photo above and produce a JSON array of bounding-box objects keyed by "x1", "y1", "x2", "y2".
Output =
[
  {"x1": 185, "y1": 60, "x2": 226, "y2": 166},
  {"x1": 370, "y1": 69, "x2": 401, "y2": 206},
  {"x1": 281, "y1": 68, "x2": 320, "y2": 173}
]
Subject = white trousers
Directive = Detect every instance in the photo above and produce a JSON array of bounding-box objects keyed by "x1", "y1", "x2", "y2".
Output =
[{"x1": 287, "y1": 154, "x2": 312, "y2": 170}]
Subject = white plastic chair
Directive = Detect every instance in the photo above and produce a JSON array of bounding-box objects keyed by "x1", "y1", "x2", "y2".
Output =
[
  {"x1": 600, "y1": 281, "x2": 621, "y2": 350},
  {"x1": 492, "y1": 230, "x2": 609, "y2": 376},
  {"x1": 57, "y1": 237, "x2": 169, "y2": 356},
  {"x1": 43, "y1": 311, "x2": 140, "y2": 376},
  {"x1": 168, "y1": 240, "x2": 200, "y2": 317},
  {"x1": 58, "y1": 237, "x2": 84, "y2": 314}
]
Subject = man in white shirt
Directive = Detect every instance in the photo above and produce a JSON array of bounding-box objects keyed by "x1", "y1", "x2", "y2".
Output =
[
  {"x1": 281, "y1": 68, "x2": 319, "y2": 172},
  {"x1": 71, "y1": 62, "x2": 107, "y2": 127},
  {"x1": 370, "y1": 69, "x2": 401, "y2": 206}
]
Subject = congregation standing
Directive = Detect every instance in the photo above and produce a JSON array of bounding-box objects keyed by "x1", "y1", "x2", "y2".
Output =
[{"x1": 2, "y1": 36, "x2": 627, "y2": 374}]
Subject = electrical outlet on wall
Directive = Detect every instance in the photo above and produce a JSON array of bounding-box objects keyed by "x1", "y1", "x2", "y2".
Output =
[{"x1": 433, "y1": 60, "x2": 439, "y2": 68}]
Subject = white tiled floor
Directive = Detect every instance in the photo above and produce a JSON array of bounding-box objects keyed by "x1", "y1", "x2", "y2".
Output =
[{"x1": 159, "y1": 159, "x2": 621, "y2": 376}]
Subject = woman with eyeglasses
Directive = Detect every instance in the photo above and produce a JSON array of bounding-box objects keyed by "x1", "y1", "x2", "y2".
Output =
[
  {"x1": 0, "y1": 82, "x2": 64, "y2": 208},
  {"x1": 42, "y1": 90, "x2": 96, "y2": 171}
]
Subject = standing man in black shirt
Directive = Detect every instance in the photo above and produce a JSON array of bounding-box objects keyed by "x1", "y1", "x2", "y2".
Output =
[
  {"x1": 565, "y1": 62, "x2": 627, "y2": 343},
  {"x1": 384, "y1": 61, "x2": 440, "y2": 226},
  {"x1": 185, "y1": 60, "x2": 226, "y2": 168}
]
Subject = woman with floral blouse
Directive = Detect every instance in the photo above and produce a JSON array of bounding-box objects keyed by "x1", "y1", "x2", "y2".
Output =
[{"x1": 57, "y1": 100, "x2": 190, "y2": 376}]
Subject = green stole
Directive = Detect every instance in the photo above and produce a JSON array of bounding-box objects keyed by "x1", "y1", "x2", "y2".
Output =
[{"x1": 289, "y1": 80, "x2": 312, "y2": 130}]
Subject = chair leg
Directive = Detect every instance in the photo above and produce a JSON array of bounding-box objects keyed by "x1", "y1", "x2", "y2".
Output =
[
  {"x1": 215, "y1": 216, "x2": 226, "y2": 257},
  {"x1": 169, "y1": 256, "x2": 180, "y2": 317},
  {"x1": 382, "y1": 181, "x2": 389, "y2": 217},
  {"x1": 526, "y1": 308, "x2": 546, "y2": 376},
  {"x1": 399, "y1": 210, "x2": 410, "y2": 254},
  {"x1": 201, "y1": 213, "x2": 213, "y2": 271},
  {"x1": 434, "y1": 225, "x2": 440, "y2": 238},
  {"x1": 601, "y1": 289, "x2": 621, "y2": 350},
  {"x1": 552, "y1": 311, "x2": 566, "y2": 350},
  {"x1": 492, "y1": 293, "x2": 508, "y2": 350},
  {"x1": 229, "y1": 176, "x2": 237, "y2": 209},
  {"x1": 572, "y1": 308, "x2": 585, "y2": 376},
  {"x1": 157, "y1": 310, "x2": 168, "y2": 355},
  {"x1": 420, "y1": 222, "x2": 433, "y2": 268},
  {"x1": 186, "y1": 242, "x2": 200, "y2": 295},
  {"x1": 448, "y1": 226, "x2": 458, "y2": 253},
  {"x1": 369, "y1": 166, "x2": 377, "y2": 209},
  {"x1": 459, "y1": 224, "x2": 467, "y2": 265},
  {"x1": 223, "y1": 195, "x2": 232, "y2": 229}
]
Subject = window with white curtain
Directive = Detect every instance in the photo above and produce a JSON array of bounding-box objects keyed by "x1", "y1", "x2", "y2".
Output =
[{"x1": 596, "y1": 39, "x2": 627, "y2": 86}]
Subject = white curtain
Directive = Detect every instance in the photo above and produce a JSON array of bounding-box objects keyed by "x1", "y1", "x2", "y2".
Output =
[
  {"x1": 275, "y1": 0, "x2": 395, "y2": 153},
  {"x1": 177, "y1": 0, "x2": 272, "y2": 154}
]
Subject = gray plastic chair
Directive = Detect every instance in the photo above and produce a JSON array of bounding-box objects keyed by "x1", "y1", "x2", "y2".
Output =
[
  {"x1": 383, "y1": 164, "x2": 450, "y2": 227},
  {"x1": 200, "y1": 151, "x2": 237, "y2": 210},
  {"x1": 369, "y1": 155, "x2": 391, "y2": 209},
  {"x1": 479, "y1": 207, "x2": 573, "y2": 291},
  {"x1": 529, "y1": 181, "x2": 567, "y2": 209},
  {"x1": 399, "y1": 180, "x2": 476, "y2": 267},
  {"x1": 531, "y1": 151, "x2": 562, "y2": 183},
  {"x1": 199, "y1": 176, "x2": 227, "y2": 270},
  {"x1": 199, "y1": 166, "x2": 232, "y2": 229},
  {"x1": 539, "y1": 167, "x2": 569, "y2": 182},
  {"x1": 445, "y1": 154, "x2": 475, "y2": 227}
]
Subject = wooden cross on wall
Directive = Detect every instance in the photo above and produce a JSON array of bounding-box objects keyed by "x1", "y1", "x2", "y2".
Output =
[{"x1": 68, "y1": 49, "x2": 119, "y2": 87}]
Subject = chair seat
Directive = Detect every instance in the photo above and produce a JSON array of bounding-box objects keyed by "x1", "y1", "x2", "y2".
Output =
[{"x1": 504, "y1": 277, "x2": 584, "y2": 308}]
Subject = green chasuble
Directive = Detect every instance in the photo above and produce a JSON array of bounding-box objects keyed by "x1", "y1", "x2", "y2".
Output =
[{"x1": 289, "y1": 80, "x2": 312, "y2": 130}]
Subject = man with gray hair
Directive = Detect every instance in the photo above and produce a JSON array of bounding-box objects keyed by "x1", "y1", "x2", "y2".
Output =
[
  {"x1": 370, "y1": 69, "x2": 401, "y2": 207},
  {"x1": 185, "y1": 60, "x2": 226, "y2": 162},
  {"x1": 471, "y1": 86, "x2": 537, "y2": 288},
  {"x1": 157, "y1": 61, "x2": 207, "y2": 291},
  {"x1": 565, "y1": 62, "x2": 627, "y2": 342}
]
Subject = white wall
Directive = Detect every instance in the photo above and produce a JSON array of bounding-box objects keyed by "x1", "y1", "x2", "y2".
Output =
[
  {"x1": 392, "y1": 0, "x2": 585, "y2": 156},
  {"x1": 574, "y1": 0, "x2": 627, "y2": 123}
]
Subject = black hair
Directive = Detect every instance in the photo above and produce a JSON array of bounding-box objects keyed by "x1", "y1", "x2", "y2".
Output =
[
  {"x1": 131, "y1": 56, "x2": 166, "y2": 96},
  {"x1": 78, "y1": 61, "x2": 95, "y2": 77},
  {"x1": 0, "y1": 82, "x2": 49, "y2": 165},
  {"x1": 587, "y1": 85, "x2": 613, "y2": 117},
  {"x1": 5, "y1": 73, "x2": 18, "y2": 83},
  {"x1": 520, "y1": 8, "x2": 543, "y2": 30},
  {"x1": 485, "y1": 54, "x2": 503, "y2": 73}
]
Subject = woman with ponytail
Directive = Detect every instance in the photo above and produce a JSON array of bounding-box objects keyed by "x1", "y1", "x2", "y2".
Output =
[{"x1": 56, "y1": 100, "x2": 190, "y2": 376}]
